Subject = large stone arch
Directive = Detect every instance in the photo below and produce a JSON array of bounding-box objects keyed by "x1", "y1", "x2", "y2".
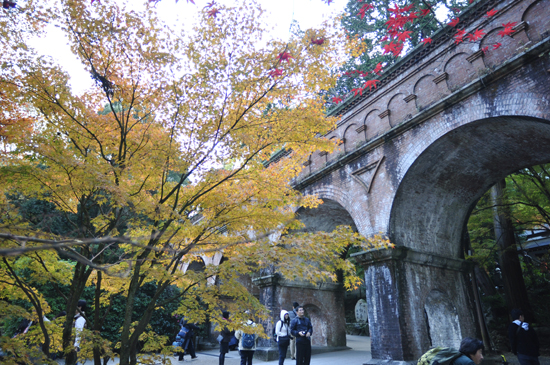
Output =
[
  {"x1": 389, "y1": 115, "x2": 550, "y2": 257},
  {"x1": 356, "y1": 115, "x2": 550, "y2": 362},
  {"x1": 257, "y1": 195, "x2": 360, "y2": 352}
]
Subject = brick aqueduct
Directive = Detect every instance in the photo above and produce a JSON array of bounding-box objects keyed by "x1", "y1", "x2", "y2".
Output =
[{"x1": 252, "y1": 0, "x2": 550, "y2": 362}]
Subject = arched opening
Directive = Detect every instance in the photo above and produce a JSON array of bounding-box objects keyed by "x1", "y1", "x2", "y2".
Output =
[
  {"x1": 388, "y1": 116, "x2": 550, "y2": 354},
  {"x1": 187, "y1": 257, "x2": 206, "y2": 272},
  {"x1": 292, "y1": 198, "x2": 360, "y2": 348},
  {"x1": 295, "y1": 198, "x2": 358, "y2": 233},
  {"x1": 390, "y1": 116, "x2": 550, "y2": 257}
]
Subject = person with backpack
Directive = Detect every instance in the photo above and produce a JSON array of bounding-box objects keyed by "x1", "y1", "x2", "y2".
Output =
[
  {"x1": 290, "y1": 306, "x2": 312, "y2": 365},
  {"x1": 417, "y1": 337, "x2": 484, "y2": 365},
  {"x1": 275, "y1": 310, "x2": 292, "y2": 365},
  {"x1": 508, "y1": 309, "x2": 540, "y2": 365},
  {"x1": 177, "y1": 317, "x2": 199, "y2": 361},
  {"x1": 235, "y1": 315, "x2": 258, "y2": 365}
]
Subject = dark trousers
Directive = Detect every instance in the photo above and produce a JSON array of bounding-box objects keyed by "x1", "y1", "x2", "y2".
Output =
[
  {"x1": 239, "y1": 350, "x2": 254, "y2": 365},
  {"x1": 518, "y1": 354, "x2": 540, "y2": 365},
  {"x1": 296, "y1": 340, "x2": 311, "y2": 365},
  {"x1": 219, "y1": 342, "x2": 229, "y2": 365},
  {"x1": 278, "y1": 342, "x2": 289, "y2": 365},
  {"x1": 178, "y1": 338, "x2": 197, "y2": 360}
]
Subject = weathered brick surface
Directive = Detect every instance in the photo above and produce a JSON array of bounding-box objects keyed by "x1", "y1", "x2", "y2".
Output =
[
  {"x1": 291, "y1": 0, "x2": 550, "y2": 362},
  {"x1": 255, "y1": 276, "x2": 347, "y2": 348}
]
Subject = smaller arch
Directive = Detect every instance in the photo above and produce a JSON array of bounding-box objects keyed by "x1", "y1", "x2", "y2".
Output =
[
  {"x1": 181, "y1": 256, "x2": 206, "y2": 273},
  {"x1": 309, "y1": 148, "x2": 326, "y2": 172},
  {"x1": 444, "y1": 53, "x2": 477, "y2": 91},
  {"x1": 343, "y1": 123, "x2": 362, "y2": 153},
  {"x1": 364, "y1": 109, "x2": 385, "y2": 141},
  {"x1": 414, "y1": 74, "x2": 438, "y2": 111},
  {"x1": 327, "y1": 136, "x2": 342, "y2": 161},
  {"x1": 295, "y1": 198, "x2": 358, "y2": 233},
  {"x1": 479, "y1": 28, "x2": 519, "y2": 68},
  {"x1": 387, "y1": 92, "x2": 413, "y2": 127},
  {"x1": 523, "y1": 0, "x2": 550, "y2": 42}
]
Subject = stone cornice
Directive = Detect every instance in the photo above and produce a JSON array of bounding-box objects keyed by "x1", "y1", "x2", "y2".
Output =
[
  {"x1": 351, "y1": 246, "x2": 474, "y2": 272},
  {"x1": 253, "y1": 274, "x2": 342, "y2": 291}
]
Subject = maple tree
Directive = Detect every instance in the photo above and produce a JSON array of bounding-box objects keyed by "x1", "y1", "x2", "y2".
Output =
[
  {"x1": 0, "y1": 0, "x2": 391, "y2": 364},
  {"x1": 331, "y1": 0, "x2": 449, "y2": 97}
]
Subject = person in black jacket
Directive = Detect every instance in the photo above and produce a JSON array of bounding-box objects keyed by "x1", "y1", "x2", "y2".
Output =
[
  {"x1": 290, "y1": 306, "x2": 312, "y2": 365},
  {"x1": 178, "y1": 317, "x2": 200, "y2": 361},
  {"x1": 508, "y1": 309, "x2": 540, "y2": 365},
  {"x1": 219, "y1": 311, "x2": 234, "y2": 365}
]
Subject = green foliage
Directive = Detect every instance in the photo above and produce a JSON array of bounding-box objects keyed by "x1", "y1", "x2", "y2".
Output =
[
  {"x1": 468, "y1": 163, "x2": 550, "y2": 335},
  {"x1": 468, "y1": 163, "x2": 550, "y2": 276}
]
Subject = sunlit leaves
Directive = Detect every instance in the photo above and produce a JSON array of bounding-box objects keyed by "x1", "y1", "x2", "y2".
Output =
[{"x1": 0, "y1": 0, "x2": 350, "y2": 361}]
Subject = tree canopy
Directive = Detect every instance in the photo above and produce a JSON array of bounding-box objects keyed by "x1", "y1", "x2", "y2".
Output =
[{"x1": 0, "y1": 1, "x2": 395, "y2": 364}]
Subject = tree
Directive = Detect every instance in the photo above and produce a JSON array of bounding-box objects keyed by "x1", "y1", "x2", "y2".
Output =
[
  {"x1": 468, "y1": 164, "x2": 550, "y2": 323},
  {"x1": 0, "y1": 1, "x2": 387, "y2": 364},
  {"x1": 490, "y1": 180, "x2": 532, "y2": 319}
]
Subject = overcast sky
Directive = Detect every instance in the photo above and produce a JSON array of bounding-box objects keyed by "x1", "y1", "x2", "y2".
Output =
[{"x1": 28, "y1": 0, "x2": 348, "y2": 94}]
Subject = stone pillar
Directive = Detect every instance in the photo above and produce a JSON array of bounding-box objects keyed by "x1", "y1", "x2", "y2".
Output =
[
  {"x1": 251, "y1": 274, "x2": 281, "y2": 361},
  {"x1": 352, "y1": 247, "x2": 477, "y2": 365},
  {"x1": 253, "y1": 274, "x2": 280, "y2": 348}
]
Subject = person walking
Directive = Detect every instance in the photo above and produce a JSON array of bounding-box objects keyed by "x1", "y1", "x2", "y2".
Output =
[
  {"x1": 288, "y1": 302, "x2": 299, "y2": 360},
  {"x1": 178, "y1": 317, "x2": 199, "y2": 361},
  {"x1": 275, "y1": 310, "x2": 292, "y2": 365},
  {"x1": 508, "y1": 309, "x2": 540, "y2": 365},
  {"x1": 290, "y1": 306, "x2": 312, "y2": 365},
  {"x1": 219, "y1": 311, "x2": 234, "y2": 365},
  {"x1": 235, "y1": 315, "x2": 258, "y2": 365}
]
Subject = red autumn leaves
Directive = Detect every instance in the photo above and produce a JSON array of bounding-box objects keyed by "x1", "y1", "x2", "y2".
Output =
[
  {"x1": 268, "y1": 39, "x2": 325, "y2": 79},
  {"x1": 332, "y1": 1, "x2": 521, "y2": 107}
]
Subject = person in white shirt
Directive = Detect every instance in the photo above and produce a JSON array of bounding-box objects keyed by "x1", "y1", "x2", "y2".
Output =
[
  {"x1": 275, "y1": 310, "x2": 292, "y2": 365},
  {"x1": 74, "y1": 299, "x2": 87, "y2": 350}
]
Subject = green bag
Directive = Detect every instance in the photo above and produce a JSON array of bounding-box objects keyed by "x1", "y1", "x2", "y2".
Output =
[{"x1": 417, "y1": 347, "x2": 463, "y2": 365}]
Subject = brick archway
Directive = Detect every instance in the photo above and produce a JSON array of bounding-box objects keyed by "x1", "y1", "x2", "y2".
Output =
[{"x1": 390, "y1": 116, "x2": 550, "y2": 257}]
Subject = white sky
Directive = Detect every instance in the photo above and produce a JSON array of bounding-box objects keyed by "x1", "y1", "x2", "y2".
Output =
[{"x1": 28, "y1": 0, "x2": 348, "y2": 94}]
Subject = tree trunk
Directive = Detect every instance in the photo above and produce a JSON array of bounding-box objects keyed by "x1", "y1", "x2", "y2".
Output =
[
  {"x1": 474, "y1": 265, "x2": 497, "y2": 296},
  {"x1": 490, "y1": 180, "x2": 534, "y2": 321}
]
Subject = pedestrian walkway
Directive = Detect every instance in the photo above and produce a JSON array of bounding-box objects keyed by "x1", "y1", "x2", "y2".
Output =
[{"x1": 69, "y1": 335, "x2": 372, "y2": 365}]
